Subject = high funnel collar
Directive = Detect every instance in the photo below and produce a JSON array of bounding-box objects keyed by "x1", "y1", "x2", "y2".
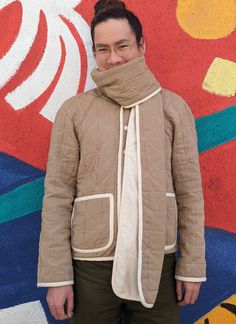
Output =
[{"x1": 91, "y1": 57, "x2": 161, "y2": 107}]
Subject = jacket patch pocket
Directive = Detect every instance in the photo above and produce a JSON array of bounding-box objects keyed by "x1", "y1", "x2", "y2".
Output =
[
  {"x1": 71, "y1": 193, "x2": 114, "y2": 253},
  {"x1": 165, "y1": 193, "x2": 177, "y2": 251}
]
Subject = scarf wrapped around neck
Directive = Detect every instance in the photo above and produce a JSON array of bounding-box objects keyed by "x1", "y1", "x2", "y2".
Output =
[{"x1": 91, "y1": 57, "x2": 167, "y2": 308}]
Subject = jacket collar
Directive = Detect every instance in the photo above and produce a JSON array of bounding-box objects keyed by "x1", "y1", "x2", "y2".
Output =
[{"x1": 91, "y1": 56, "x2": 161, "y2": 108}]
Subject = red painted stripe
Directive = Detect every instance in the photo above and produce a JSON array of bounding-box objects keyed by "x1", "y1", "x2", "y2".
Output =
[
  {"x1": 0, "y1": 1, "x2": 22, "y2": 60},
  {"x1": 75, "y1": 1, "x2": 95, "y2": 27},
  {"x1": 0, "y1": 37, "x2": 66, "y2": 170},
  {"x1": 0, "y1": 10, "x2": 47, "y2": 96},
  {"x1": 59, "y1": 15, "x2": 88, "y2": 94}
]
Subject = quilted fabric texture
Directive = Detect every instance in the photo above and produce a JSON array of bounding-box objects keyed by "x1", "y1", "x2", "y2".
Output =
[{"x1": 38, "y1": 57, "x2": 206, "y2": 306}]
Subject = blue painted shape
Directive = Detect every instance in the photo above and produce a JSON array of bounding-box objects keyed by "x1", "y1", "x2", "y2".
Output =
[
  {"x1": 0, "y1": 211, "x2": 66, "y2": 324},
  {"x1": 196, "y1": 104, "x2": 236, "y2": 153},
  {"x1": 0, "y1": 177, "x2": 44, "y2": 225},
  {"x1": 180, "y1": 227, "x2": 236, "y2": 324},
  {"x1": 1, "y1": 214, "x2": 235, "y2": 323},
  {"x1": 0, "y1": 152, "x2": 45, "y2": 195}
]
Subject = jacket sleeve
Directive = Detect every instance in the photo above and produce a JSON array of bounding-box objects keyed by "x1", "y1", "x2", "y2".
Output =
[
  {"x1": 171, "y1": 96, "x2": 206, "y2": 282},
  {"x1": 37, "y1": 97, "x2": 79, "y2": 287}
]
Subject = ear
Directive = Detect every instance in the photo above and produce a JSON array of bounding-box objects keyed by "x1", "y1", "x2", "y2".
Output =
[{"x1": 139, "y1": 37, "x2": 146, "y2": 56}]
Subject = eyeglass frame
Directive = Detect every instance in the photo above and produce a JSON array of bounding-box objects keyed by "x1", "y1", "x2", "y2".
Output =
[{"x1": 93, "y1": 38, "x2": 141, "y2": 60}]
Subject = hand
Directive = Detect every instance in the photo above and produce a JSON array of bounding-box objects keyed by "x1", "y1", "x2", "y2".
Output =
[
  {"x1": 46, "y1": 285, "x2": 74, "y2": 320},
  {"x1": 176, "y1": 280, "x2": 201, "y2": 306}
]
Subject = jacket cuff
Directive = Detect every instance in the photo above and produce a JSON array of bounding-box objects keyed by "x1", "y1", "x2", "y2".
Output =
[
  {"x1": 175, "y1": 256, "x2": 206, "y2": 279},
  {"x1": 37, "y1": 280, "x2": 74, "y2": 288},
  {"x1": 175, "y1": 275, "x2": 206, "y2": 282}
]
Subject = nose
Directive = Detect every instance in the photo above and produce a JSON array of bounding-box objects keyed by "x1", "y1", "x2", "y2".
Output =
[{"x1": 107, "y1": 48, "x2": 123, "y2": 65}]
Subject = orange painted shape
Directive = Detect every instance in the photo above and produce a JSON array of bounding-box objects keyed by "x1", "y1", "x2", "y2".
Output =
[
  {"x1": 176, "y1": 0, "x2": 236, "y2": 39},
  {"x1": 195, "y1": 294, "x2": 236, "y2": 323}
]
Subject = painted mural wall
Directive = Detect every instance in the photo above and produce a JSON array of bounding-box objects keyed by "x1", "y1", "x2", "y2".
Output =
[{"x1": 0, "y1": 1, "x2": 235, "y2": 323}]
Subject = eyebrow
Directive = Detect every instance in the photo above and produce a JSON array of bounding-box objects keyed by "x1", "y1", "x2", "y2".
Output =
[{"x1": 95, "y1": 39, "x2": 130, "y2": 48}]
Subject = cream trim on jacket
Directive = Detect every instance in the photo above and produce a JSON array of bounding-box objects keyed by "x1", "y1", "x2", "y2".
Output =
[{"x1": 112, "y1": 89, "x2": 161, "y2": 307}]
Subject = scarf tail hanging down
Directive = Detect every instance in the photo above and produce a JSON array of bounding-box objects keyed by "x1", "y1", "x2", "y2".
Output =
[{"x1": 112, "y1": 89, "x2": 161, "y2": 308}]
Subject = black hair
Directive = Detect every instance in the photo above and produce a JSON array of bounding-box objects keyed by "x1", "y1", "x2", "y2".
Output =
[{"x1": 91, "y1": 0, "x2": 143, "y2": 49}]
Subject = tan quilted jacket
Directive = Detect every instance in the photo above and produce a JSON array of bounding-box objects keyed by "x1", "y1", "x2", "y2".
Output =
[{"x1": 38, "y1": 57, "x2": 206, "y2": 307}]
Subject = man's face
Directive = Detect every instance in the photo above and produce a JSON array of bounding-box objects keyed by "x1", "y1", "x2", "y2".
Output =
[{"x1": 93, "y1": 18, "x2": 145, "y2": 71}]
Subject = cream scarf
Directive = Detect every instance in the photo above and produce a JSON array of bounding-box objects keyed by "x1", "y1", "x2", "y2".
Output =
[{"x1": 92, "y1": 57, "x2": 162, "y2": 308}]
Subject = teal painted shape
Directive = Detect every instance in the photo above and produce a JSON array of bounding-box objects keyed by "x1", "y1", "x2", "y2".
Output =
[
  {"x1": 1, "y1": 105, "x2": 236, "y2": 225},
  {"x1": 0, "y1": 177, "x2": 44, "y2": 225},
  {"x1": 196, "y1": 104, "x2": 236, "y2": 153}
]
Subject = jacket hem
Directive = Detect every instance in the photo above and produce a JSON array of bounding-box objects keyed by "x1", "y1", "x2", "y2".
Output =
[
  {"x1": 72, "y1": 256, "x2": 114, "y2": 261},
  {"x1": 164, "y1": 242, "x2": 177, "y2": 251}
]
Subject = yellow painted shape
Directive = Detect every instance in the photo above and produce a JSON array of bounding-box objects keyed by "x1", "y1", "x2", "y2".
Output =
[
  {"x1": 202, "y1": 57, "x2": 236, "y2": 97},
  {"x1": 195, "y1": 294, "x2": 236, "y2": 324},
  {"x1": 176, "y1": 0, "x2": 236, "y2": 39}
]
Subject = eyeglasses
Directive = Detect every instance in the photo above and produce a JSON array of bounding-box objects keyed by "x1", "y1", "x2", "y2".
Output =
[{"x1": 94, "y1": 41, "x2": 137, "y2": 60}]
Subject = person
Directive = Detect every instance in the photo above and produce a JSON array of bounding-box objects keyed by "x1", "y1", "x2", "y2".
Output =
[{"x1": 37, "y1": 1, "x2": 206, "y2": 323}]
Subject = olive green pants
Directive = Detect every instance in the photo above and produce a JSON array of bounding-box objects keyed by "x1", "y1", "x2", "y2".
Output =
[{"x1": 68, "y1": 253, "x2": 179, "y2": 324}]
